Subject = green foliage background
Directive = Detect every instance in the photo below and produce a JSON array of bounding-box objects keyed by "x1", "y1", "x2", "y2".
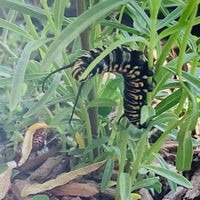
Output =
[{"x1": 0, "y1": 0, "x2": 200, "y2": 199}]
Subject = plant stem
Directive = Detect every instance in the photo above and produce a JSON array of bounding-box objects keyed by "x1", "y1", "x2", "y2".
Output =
[
  {"x1": 18, "y1": 0, "x2": 39, "y2": 39},
  {"x1": 145, "y1": 120, "x2": 179, "y2": 164},
  {"x1": 116, "y1": 4, "x2": 126, "y2": 35},
  {"x1": 174, "y1": 1, "x2": 198, "y2": 118},
  {"x1": 156, "y1": 0, "x2": 196, "y2": 68},
  {"x1": 116, "y1": 130, "x2": 128, "y2": 200},
  {"x1": 76, "y1": 0, "x2": 94, "y2": 160},
  {"x1": 2, "y1": 10, "x2": 16, "y2": 43},
  {"x1": 41, "y1": 0, "x2": 58, "y2": 36},
  {"x1": 147, "y1": 0, "x2": 160, "y2": 104},
  {"x1": 131, "y1": 131, "x2": 148, "y2": 183}
]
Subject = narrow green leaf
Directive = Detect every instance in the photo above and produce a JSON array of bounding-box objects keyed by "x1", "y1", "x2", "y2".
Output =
[
  {"x1": 101, "y1": 158, "x2": 114, "y2": 192},
  {"x1": 42, "y1": 0, "x2": 128, "y2": 67},
  {"x1": 0, "y1": 77, "x2": 12, "y2": 88},
  {"x1": 47, "y1": 95, "x2": 74, "y2": 106},
  {"x1": 0, "y1": 65, "x2": 13, "y2": 77},
  {"x1": 9, "y1": 38, "x2": 51, "y2": 111},
  {"x1": 0, "y1": 18, "x2": 32, "y2": 40},
  {"x1": 153, "y1": 153, "x2": 177, "y2": 191},
  {"x1": 153, "y1": 67, "x2": 173, "y2": 98},
  {"x1": 132, "y1": 177, "x2": 160, "y2": 191},
  {"x1": 176, "y1": 123, "x2": 193, "y2": 170},
  {"x1": 156, "y1": 6, "x2": 183, "y2": 30},
  {"x1": 0, "y1": 40, "x2": 17, "y2": 58},
  {"x1": 80, "y1": 78, "x2": 94, "y2": 100},
  {"x1": 100, "y1": 78, "x2": 123, "y2": 98},
  {"x1": 153, "y1": 52, "x2": 198, "y2": 97},
  {"x1": 101, "y1": 20, "x2": 145, "y2": 36},
  {"x1": 83, "y1": 137, "x2": 110, "y2": 155},
  {"x1": 158, "y1": 21, "x2": 187, "y2": 41},
  {"x1": 127, "y1": 1, "x2": 151, "y2": 32},
  {"x1": 23, "y1": 73, "x2": 61, "y2": 118},
  {"x1": 145, "y1": 166, "x2": 192, "y2": 188},
  {"x1": 154, "y1": 123, "x2": 200, "y2": 147},
  {"x1": 161, "y1": 79, "x2": 181, "y2": 90},
  {"x1": 87, "y1": 98, "x2": 117, "y2": 109},
  {"x1": 155, "y1": 89, "x2": 182, "y2": 116},
  {"x1": 54, "y1": 0, "x2": 66, "y2": 31},
  {"x1": 148, "y1": 111, "x2": 178, "y2": 132},
  {"x1": 0, "y1": 72, "x2": 48, "y2": 88},
  {"x1": 0, "y1": 0, "x2": 71, "y2": 25},
  {"x1": 0, "y1": 0, "x2": 48, "y2": 20},
  {"x1": 163, "y1": 53, "x2": 200, "y2": 95},
  {"x1": 119, "y1": 173, "x2": 132, "y2": 200}
]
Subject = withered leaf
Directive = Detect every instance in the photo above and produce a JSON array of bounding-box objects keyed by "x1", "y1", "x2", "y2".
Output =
[
  {"x1": 0, "y1": 161, "x2": 17, "y2": 200},
  {"x1": 21, "y1": 161, "x2": 105, "y2": 197},
  {"x1": 52, "y1": 182, "x2": 99, "y2": 197},
  {"x1": 18, "y1": 123, "x2": 49, "y2": 166}
]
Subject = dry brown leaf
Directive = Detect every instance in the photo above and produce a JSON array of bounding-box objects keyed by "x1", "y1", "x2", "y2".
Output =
[
  {"x1": 21, "y1": 160, "x2": 105, "y2": 197},
  {"x1": 52, "y1": 182, "x2": 99, "y2": 197},
  {"x1": 18, "y1": 123, "x2": 49, "y2": 166},
  {"x1": 0, "y1": 161, "x2": 17, "y2": 200}
]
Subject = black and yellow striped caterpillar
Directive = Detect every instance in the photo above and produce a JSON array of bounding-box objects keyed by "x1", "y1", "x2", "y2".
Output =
[{"x1": 42, "y1": 46, "x2": 155, "y2": 129}]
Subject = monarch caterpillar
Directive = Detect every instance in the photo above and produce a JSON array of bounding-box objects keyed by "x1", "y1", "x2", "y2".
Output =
[{"x1": 42, "y1": 46, "x2": 155, "y2": 128}]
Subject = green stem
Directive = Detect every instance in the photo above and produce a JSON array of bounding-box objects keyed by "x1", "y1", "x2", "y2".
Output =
[
  {"x1": 190, "y1": 56, "x2": 198, "y2": 75},
  {"x1": 174, "y1": 90, "x2": 187, "y2": 116},
  {"x1": 2, "y1": 9, "x2": 16, "y2": 43},
  {"x1": 116, "y1": 4, "x2": 126, "y2": 35},
  {"x1": 147, "y1": 0, "x2": 160, "y2": 104},
  {"x1": 77, "y1": 0, "x2": 98, "y2": 159},
  {"x1": 116, "y1": 130, "x2": 128, "y2": 200},
  {"x1": 0, "y1": 41, "x2": 17, "y2": 58},
  {"x1": 145, "y1": 120, "x2": 179, "y2": 164},
  {"x1": 131, "y1": 131, "x2": 148, "y2": 183},
  {"x1": 40, "y1": 0, "x2": 58, "y2": 36},
  {"x1": 156, "y1": 0, "x2": 196, "y2": 68},
  {"x1": 18, "y1": 0, "x2": 39, "y2": 39},
  {"x1": 174, "y1": 1, "x2": 198, "y2": 117}
]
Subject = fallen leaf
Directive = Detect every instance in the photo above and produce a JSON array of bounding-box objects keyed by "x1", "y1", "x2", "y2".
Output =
[
  {"x1": 0, "y1": 161, "x2": 17, "y2": 200},
  {"x1": 18, "y1": 123, "x2": 49, "y2": 166},
  {"x1": 52, "y1": 182, "x2": 99, "y2": 197},
  {"x1": 21, "y1": 161, "x2": 105, "y2": 197}
]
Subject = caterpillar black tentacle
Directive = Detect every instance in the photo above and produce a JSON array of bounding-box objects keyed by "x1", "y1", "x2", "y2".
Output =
[
  {"x1": 42, "y1": 64, "x2": 73, "y2": 93},
  {"x1": 43, "y1": 46, "x2": 155, "y2": 129},
  {"x1": 69, "y1": 82, "x2": 85, "y2": 123}
]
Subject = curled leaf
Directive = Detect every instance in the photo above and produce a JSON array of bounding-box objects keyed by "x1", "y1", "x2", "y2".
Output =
[
  {"x1": 132, "y1": 193, "x2": 141, "y2": 200},
  {"x1": 75, "y1": 132, "x2": 85, "y2": 148},
  {"x1": 0, "y1": 161, "x2": 17, "y2": 200},
  {"x1": 21, "y1": 161, "x2": 105, "y2": 197},
  {"x1": 18, "y1": 123, "x2": 49, "y2": 166}
]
